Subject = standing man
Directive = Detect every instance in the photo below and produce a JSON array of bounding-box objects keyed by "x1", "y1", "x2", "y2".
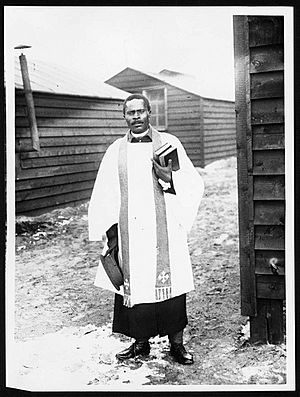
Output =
[{"x1": 88, "y1": 94, "x2": 204, "y2": 365}]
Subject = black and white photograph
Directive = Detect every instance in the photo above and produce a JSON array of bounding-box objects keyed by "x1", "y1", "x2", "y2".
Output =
[{"x1": 4, "y1": 5, "x2": 295, "y2": 392}]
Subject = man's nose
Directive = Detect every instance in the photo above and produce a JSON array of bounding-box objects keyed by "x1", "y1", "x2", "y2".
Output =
[{"x1": 133, "y1": 111, "x2": 140, "y2": 118}]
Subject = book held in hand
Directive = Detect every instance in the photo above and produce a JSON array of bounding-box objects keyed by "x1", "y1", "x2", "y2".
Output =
[
  {"x1": 100, "y1": 223, "x2": 123, "y2": 291},
  {"x1": 100, "y1": 249, "x2": 123, "y2": 291},
  {"x1": 154, "y1": 143, "x2": 180, "y2": 171}
]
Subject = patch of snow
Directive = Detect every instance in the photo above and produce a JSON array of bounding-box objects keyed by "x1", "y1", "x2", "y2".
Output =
[
  {"x1": 10, "y1": 323, "x2": 171, "y2": 391},
  {"x1": 228, "y1": 189, "x2": 238, "y2": 203},
  {"x1": 58, "y1": 219, "x2": 71, "y2": 226},
  {"x1": 17, "y1": 246, "x2": 26, "y2": 251},
  {"x1": 213, "y1": 234, "x2": 229, "y2": 246},
  {"x1": 241, "y1": 364, "x2": 285, "y2": 384},
  {"x1": 32, "y1": 232, "x2": 47, "y2": 240},
  {"x1": 192, "y1": 247, "x2": 203, "y2": 256},
  {"x1": 204, "y1": 157, "x2": 237, "y2": 172},
  {"x1": 240, "y1": 321, "x2": 250, "y2": 342}
]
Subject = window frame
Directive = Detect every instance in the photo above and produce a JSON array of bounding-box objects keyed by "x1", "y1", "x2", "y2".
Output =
[{"x1": 142, "y1": 86, "x2": 168, "y2": 131}]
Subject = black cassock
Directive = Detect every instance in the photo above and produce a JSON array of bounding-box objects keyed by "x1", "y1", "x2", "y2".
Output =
[{"x1": 113, "y1": 293, "x2": 187, "y2": 340}]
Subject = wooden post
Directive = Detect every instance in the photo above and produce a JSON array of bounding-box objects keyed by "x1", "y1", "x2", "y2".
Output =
[
  {"x1": 233, "y1": 15, "x2": 257, "y2": 317},
  {"x1": 19, "y1": 53, "x2": 40, "y2": 151},
  {"x1": 250, "y1": 299, "x2": 284, "y2": 344}
]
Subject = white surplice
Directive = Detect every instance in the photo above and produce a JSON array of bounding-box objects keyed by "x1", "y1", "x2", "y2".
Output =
[{"x1": 88, "y1": 129, "x2": 204, "y2": 307}]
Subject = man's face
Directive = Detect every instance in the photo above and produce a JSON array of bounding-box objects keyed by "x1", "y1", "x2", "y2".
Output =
[{"x1": 124, "y1": 99, "x2": 151, "y2": 134}]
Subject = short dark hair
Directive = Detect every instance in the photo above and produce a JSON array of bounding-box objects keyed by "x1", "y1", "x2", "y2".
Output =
[{"x1": 123, "y1": 94, "x2": 151, "y2": 115}]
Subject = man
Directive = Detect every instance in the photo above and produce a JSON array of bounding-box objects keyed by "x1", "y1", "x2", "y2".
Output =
[{"x1": 88, "y1": 94, "x2": 204, "y2": 365}]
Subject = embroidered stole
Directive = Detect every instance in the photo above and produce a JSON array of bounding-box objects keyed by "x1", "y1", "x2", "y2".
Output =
[{"x1": 118, "y1": 128, "x2": 172, "y2": 308}]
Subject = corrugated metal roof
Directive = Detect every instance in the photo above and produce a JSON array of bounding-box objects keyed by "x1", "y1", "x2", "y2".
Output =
[
  {"x1": 13, "y1": 57, "x2": 129, "y2": 100},
  {"x1": 107, "y1": 67, "x2": 234, "y2": 101}
]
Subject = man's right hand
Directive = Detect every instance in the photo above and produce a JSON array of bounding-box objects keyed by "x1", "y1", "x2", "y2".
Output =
[{"x1": 151, "y1": 158, "x2": 173, "y2": 183}]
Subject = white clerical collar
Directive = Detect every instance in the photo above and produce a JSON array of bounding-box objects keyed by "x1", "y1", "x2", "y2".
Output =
[{"x1": 131, "y1": 128, "x2": 149, "y2": 139}]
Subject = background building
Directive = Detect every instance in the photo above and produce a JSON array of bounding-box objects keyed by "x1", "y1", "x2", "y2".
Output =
[
  {"x1": 106, "y1": 67, "x2": 236, "y2": 167},
  {"x1": 14, "y1": 57, "x2": 129, "y2": 215}
]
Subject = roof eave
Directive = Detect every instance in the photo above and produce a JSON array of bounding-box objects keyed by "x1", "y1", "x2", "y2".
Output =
[
  {"x1": 15, "y1": 87, "x2": 126, "y2": 101},
  {"x1": 106, "y1": 67, "x2": 235, "y2": 102}
]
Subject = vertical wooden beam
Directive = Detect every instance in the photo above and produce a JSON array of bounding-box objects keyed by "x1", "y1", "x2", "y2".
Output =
[
  {"x1": 19, "y1": 54, "x2": 40, "y2": 151},
  {"x1": 250, "y1": 299, "x2": 284, "y2": 344},
  {"x1": 233, "y1": 16, "x2": 256, "y2": 316}
]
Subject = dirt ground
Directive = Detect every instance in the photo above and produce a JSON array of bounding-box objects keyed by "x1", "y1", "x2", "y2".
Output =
[{"x1": 11, "y1": 157, "x2": 287, "y2": 391}]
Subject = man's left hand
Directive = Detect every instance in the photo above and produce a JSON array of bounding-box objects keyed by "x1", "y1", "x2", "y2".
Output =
[{"x1": 151, "y1": 158, "x2": 172, "y2": 183}]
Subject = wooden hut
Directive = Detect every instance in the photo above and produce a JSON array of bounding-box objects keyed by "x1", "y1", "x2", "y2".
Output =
[
  {"x1": 14, "y1": 58, "x2": 129, "y2": 216},
  {"x1": 233, "y1": 16, "x2": 285, "y2": 343},
  {"x1": 105, "y1": 67, "x2": 236, "y2": 167}
]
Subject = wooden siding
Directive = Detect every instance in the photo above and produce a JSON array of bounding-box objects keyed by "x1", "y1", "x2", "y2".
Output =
[
  {"x1": 166, "y1": 86, "x2": 203, "y2": 167},
  {"x1": 234, "y1": 15, "x2": 285, "y2": 343},
  {"x1": 202, "y1": 98, "x2": 236, "y2": 164},
  {"x1": 248, "y1": 16, "x2": 285, "y2": 301},
  {"x1": 107, "y1": 68, "x2": 237, "y2": 167},
  {"x1": 15, "y1": 90, "x2": 127, "y2": 215}
]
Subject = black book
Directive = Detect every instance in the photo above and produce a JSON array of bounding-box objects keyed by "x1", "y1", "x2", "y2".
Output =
[
  {"x1": 100, "y1": 250, "x2": 123, "y2": 291},
  {"x1": 100, "y1": 224, "x2": 123, "y2": 290},
  {"x1": 154, "y1": 143, "x2": 180, "y2": 171}
]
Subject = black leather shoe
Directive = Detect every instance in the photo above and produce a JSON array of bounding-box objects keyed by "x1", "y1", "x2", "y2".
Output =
[
  {"x1": 170, "y1": 343, "x2": 194, "y2": 365},
  {"x1": 116, "y1": 341, "x2": 150, "y2": 360}
]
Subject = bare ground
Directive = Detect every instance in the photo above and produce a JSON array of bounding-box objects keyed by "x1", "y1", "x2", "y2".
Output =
[{"x1": 11, "y1": 157, "x2": 286, "y2": 391}]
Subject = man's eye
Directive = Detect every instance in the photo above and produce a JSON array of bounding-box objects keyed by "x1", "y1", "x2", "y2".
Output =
[{"x1": 126, "y1": 109, "x2": 146, "y2": 116}]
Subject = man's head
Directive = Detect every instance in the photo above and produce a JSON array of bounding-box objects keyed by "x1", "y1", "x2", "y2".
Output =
[{"x1": 123, "y1": 94, "x2": 151, "y2": 134}]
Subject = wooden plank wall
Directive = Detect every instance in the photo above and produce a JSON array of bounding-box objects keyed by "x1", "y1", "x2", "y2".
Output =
[
  {"x1": 202, "y1": 98, "x2": 236, "y2": 165},
  {"x1": 106, "y1": 69, "x2": 203, "y2": 167},
  {"x1": 15, "y1": 90, "x2": 127, "y2": 215},
  {"x1": 234, "y1": 15, "x2": 285, "y2": 344},
  {"x1": 107, "y1": 68, "x2": 238, "y2": 167},
  {"x1": 166, "y1": 86, "x2": 203, "y2": 167},
  {"x1": 249, "y1": 15, "x2": 285, "y2": 344}
]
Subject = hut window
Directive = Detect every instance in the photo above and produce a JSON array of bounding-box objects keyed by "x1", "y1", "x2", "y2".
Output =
[{"x1": 142, "y1": 87, "x2": 167, "y2": 131}]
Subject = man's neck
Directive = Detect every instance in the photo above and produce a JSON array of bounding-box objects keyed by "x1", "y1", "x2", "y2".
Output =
[{"x1": 131, "y1": 128, "x2": 149, "y2": 138}]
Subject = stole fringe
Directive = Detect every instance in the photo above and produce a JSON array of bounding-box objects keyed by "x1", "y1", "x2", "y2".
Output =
[
  {"x1": 155, "y1": 286, "x2": 172, "y2": 301},
  {"x1": 124, "y1": 287, "x2": 173, "y2": 307}
]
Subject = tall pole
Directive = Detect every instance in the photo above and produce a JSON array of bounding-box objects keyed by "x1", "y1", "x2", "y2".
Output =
[{"x1": 19, "y1": 52, "x2": 40, "y2": 151}]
